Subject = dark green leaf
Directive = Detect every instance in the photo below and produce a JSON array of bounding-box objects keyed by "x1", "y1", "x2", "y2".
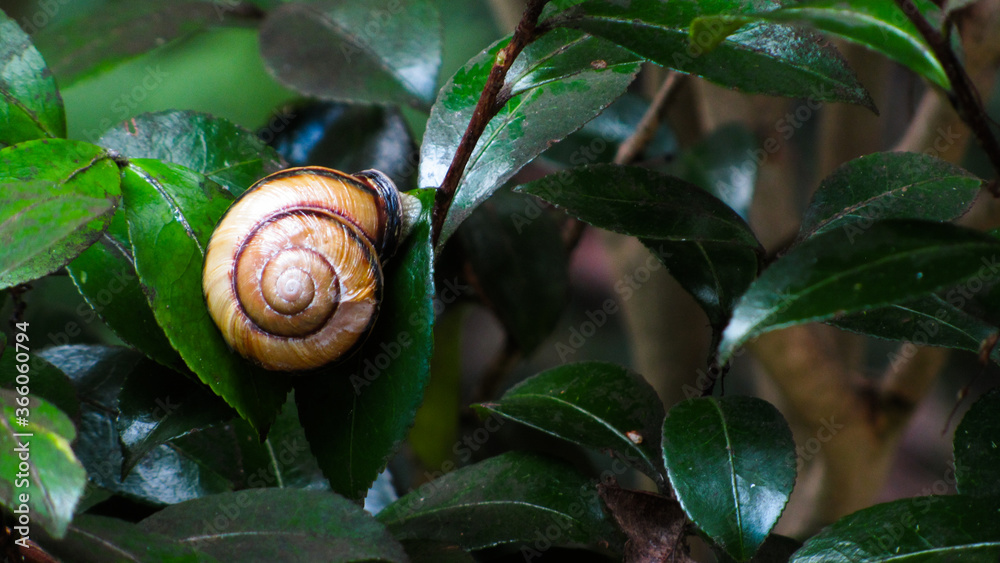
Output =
[
  {"x1": 403, "y1": 540, "x2": 476, "y2": 563},
  {"x1": 421, "y1": 28, "x2": 642, "y2": 245},
  {"x1": 829, "y1": 295, "x2": 1000, "y2": 362},
  {"x1": 0, "y1": 344, "x2": 79, "y2": 421},
  {"x1": 295, "y1": 188, "x2": 435, "y2": 500},
  {"x1": 378, "y1": 451, "x2": 621, "y2": 554},
  {"x1": 458, "y1": 189, "x2": 569, "y2": 353},
  {"x1": 0, "y1": 9, "x2": 65, "y2": 144},
  {"x1": 0, "y1": 389, "x2": 86, "y2": 539},
  {"x1": 270, "y1": 101, "x2": 419, "y2": 190},
  {"x1": 0, "y1": 140, "x2": 120, "y2": 289},
  {"x1": 715, "y1": 534, "x2": 802, "y2": 563},
  {"x1": 120, "y1": 159, "x2": 291, "y2": 434},
  {"x1": 691, "y1": 0, "x2": 949, "y2": 90},
  {"x1": 171, "y1": 393, "x2": 328, "y2": 492},
  {"x1": 139, "y1": 489, "x2": 408, "y2": 562},
  {"x1": 799, "y1": 152, "x2": 981, "y2": 242},
  {"x1": 662, "y1": 396, "x2": 795, "y2": 561},
  {"x1": 789, "y1": 495, "x2": 1000, "y2": 562},
  {"x1": 540, "y1": 92, "x2": 677, "y2": 168},
  {"x1": 32, "y1": 2, "x2": 221, "y2": 87},
  {"x1": 954, "y1": 388, "x2": 1000, "y2": 497},
  {"x1": 41, "y1": 345, "x2": 234, "y2": 507},
  {"x1": 517, "y1": 164, "x2": 763, "y2": 336},
  {"x1": 476, "y1": 362, "x2": 666, "y2": 482},
  {"x1": 556, "y1": 0, "x2": 874, "y2": 109},
  {"x1": 666, "y1": 123, "x2": 757, "y2": 220},
  {"x1": 39, "y1": 514, "x2": 219, "y2": 563},
  {"x1": 117, "y1": 361, "x2": 236, "y2": 477},
  {"x1": 719, "y1": 220, "x2": 1000, "y2": 364},
  {"x1": 66, "y1": 208, "x2": 185, "y2": 370},
  {"x1": 98, "y1": 110, "x2": 285, "y2": 196},
  {"x1": 259, "y1": 0, "x2": 442, "y2": 108}
]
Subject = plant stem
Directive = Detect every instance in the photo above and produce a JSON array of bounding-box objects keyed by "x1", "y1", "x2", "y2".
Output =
[
  {"x1": 893, "y1": 0, "x2": 1000, "y2": 193},
  {"x1": 432, "y1": 0, "x2": 550, "y2": 245}
]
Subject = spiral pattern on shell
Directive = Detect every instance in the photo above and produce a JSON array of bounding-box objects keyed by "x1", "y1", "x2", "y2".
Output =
[{"x1": 203, "y1": 167, "x2": 403, "y2": 371}]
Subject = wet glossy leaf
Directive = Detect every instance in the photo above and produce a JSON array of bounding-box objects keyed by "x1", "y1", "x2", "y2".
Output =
[
  {"x1": 40, "y1": 345, "x2": 233, "y2": 507},
  {"x1": 378, "y1": 452, "x2": 621, "y2": 554},
  {"x1": 789, "y1": 495, "x2": 1000, "y2": 562},
  {"x1": 0, "y1": 140, "x2": 120, "y2": 289},
  {"x1": 799, "y1": 152, "x2": 981, "y2": 242},
  {"x1": 0, "y1": 389, "x2": 86, "y2": 539},
  {"x1": 662, "y1": 396, "x2": 795, "y2": 561},
  {"x1": 666, "y1": 123, "x2": 757, "y2": 220},
  {"x1": 295, "y1": 188, "x2": 435, "y2": 500},
  {"x1": 556, "y1": 0, "x2": 874, "y2": 109},
  {"x1": 421, "y1": 28, "x2": 642, "y2": 245},
  {"x1": 270, "y1": 101, "x2": 419, "y2": 190},
  {"x1": 0, "y1": 9, "x2": 65, "y2": 144},
  {"x1": 719, "y1": 220, "x2": 1000, "y2": 364},
  {"x1": 954, "y1": 388, "x2": 1000, "y2": 497},
  {"x1": 38, "y1": 514, "x2": 219, "y2": 563},
  {"x1": 691, "y1": 0, "x2": 949, "y2": 90},
  {"x1": 98, "y1": 110, "x2": 285, "y2": 196},
  {"x1": 458, "y1": 190, "x2": 569, "y2": 353},
  {"x1": 117, "y1": 361, "x2": 236, "y2": 476},
  {"x1": 66, "y1": 208, "x2": 184, "y2": 370},
  {"x1": 829, "y1": 295, "x2": 1000, "y2": 362},
  {"x1": 476, "y1": 362, "x2": 666, "y2": 482},
  {"x1": 120, "y1": 158, "x2": 291, "y2": 434},
  {"x1": 517, "y1": 164, "x2": 763, "y2": 337},
  {"x1": 33, "y1": 2, "x2": 222, "y2": 87},
  {"x1": 260, "y1": 0, "x2": 442, "y2": 108},
  {"x1": 139, "y1": 489, "x2": 408, "y2": 562}
]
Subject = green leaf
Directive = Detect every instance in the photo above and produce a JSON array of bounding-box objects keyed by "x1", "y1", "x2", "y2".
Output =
[
  {"x1": 715, "y1": 534, "x2": 803, "y2": 563},
  {"x1": 259, "y1": 0, "x2": 442, "y2": 108},
  {"x1": 666, "y1": 122, "x2": 758, "y2": 220},
  {"x1": 0, "y1": 140, "x2": 121, "y2": 289},
  {"x1": 119, "y1": 158, "x2": 291, "y2": 434},
  {"x1": 117, "y1": 361, "x2": 236, "y2": 477},
  {"x1": 294, "y1": 188, "x2": 435, "y2": 500},
  {"x1": 955, "y1": 388, "x2": 1000, "y2": 497},
  {"x1": 39, "y1": 514, "x2": 219, "y2": 563},
  {"x1": 789, "y1": 495, "x2": 1000, "y2": 562},
  {"x1": 403, "y1": 541, "x2": 476, "y2": 563},
  {"x1": 0, "y1": 9, "x2": 65, "y2": 144},
  {"x1": 662, "y1": 396, "x2": 795, "y2": 562},
  {"x1": 0, "y1": 343, "x2": 79, "y2": 421},
  {"x1": 719, "y1": 220, "x2": 1000, "y2": 364},
  {"x1": 139, "y1": 489, "x2": 409, "y2": 562},
  {"x1": 378, "y1": 451, "x2": 622, "y2": 554},
  {"x1": 829, "y1": 294, "x2": 1000, "y2": 361},
  {"x1": 66, "y1": 208, "x2": 185, "y2": 369},
  {"x1": 40, "y1": 345, "x2": 233, "y2": 507},
  {"x1": 421, "y1": 28, "x2": 642, "y2": 245},
  {"x1": 692, "y1": 0, "x2": 949, "y2": 90},
  {"x1": 32, "y1": 2, "x2": 222, "y2": 87},
  {"x1": 458, "y1": 189, "x2": 569, "y2": 353},
  {"x1": 517, "y1": 164, "x2": 763, "y2": 337},
  {"x1": 556, "y1": 0, "x2": 874, "y2": 109},
  {"x1": 270, "y1": 101, "x2": 419, "y2": 190},
  {"x1": 0, "y1": 389, "x2": 86, "y2": 539},
  {"x1": 799, "y1": 152, "x2": 982, "y2": 242},
  {"x1": 476, "y1": 361, "x2": 666, "y2": 482},
  {"x1": 98, "y1": 110, "x2": 285, "y2": 196}
]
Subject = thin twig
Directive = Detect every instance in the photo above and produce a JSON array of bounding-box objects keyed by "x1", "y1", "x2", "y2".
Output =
[
  {"x1": 893, "y1": 0, "x2": 1000, "y2": 192},
  {"x1": 432, "y1": 0, "x2": 552, "y2": 245},
  {"x1": 614, "y1": 72, "x2": 682, "y2": 166}
]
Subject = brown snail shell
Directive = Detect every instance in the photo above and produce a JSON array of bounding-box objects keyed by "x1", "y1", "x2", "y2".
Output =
[{"x1": 202, "y1": 166, "x2": 418, "y2": 371}]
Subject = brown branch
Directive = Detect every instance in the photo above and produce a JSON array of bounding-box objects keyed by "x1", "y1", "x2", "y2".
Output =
[
  {"x1": 614, "y1": 72, "x2": 681, "y2": 165},
  {"x1": 432, "y1": 0, "x2": 551, "y2": 245},
  {"x1": 894, "y1": 0, "x2": 1000, "y2": 191}
]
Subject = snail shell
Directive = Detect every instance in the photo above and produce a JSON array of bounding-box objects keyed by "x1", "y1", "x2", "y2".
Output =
[{"x1": 202, "y1": 166, "x2": 417, "y2": 371}]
